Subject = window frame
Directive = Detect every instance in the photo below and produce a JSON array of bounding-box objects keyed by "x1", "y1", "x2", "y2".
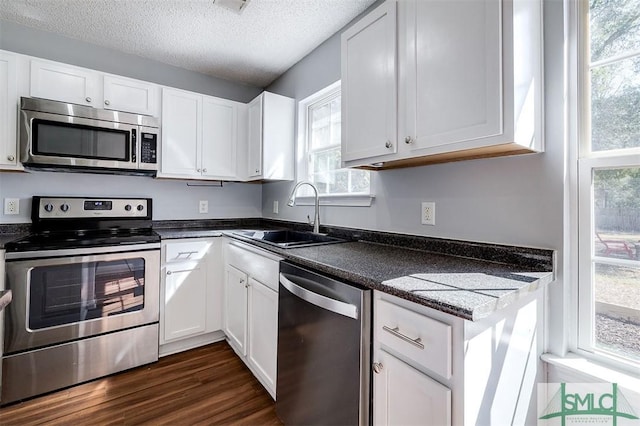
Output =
[
  {"x1": 573, "y1": 0, "x2": 640, "y2": 374},
  {"x1": 295, "y1": 81, "x2": 374, "y2": 207}
]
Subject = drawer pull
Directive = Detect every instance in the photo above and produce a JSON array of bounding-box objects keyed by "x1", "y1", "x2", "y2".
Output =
[
  {"x1": 176, "y1": 251, "x2": 198, "y2": 258},
  {"x1": 383, "y1": 325, "x2": 424, "y2": 350}
]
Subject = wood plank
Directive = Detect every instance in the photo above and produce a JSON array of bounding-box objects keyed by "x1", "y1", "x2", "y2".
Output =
[{"x1": 0, "y1": 341, "x2": 281, "y2": 425}]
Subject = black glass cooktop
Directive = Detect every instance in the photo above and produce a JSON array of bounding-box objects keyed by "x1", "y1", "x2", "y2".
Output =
[{"x1": 5, "y1": 228, "x2": 160, "y2": 252}]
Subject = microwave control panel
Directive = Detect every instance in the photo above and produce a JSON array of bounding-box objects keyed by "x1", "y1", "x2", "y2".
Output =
[{"x1": 140, "y1": 132, "x2": 158, "y2": 164}]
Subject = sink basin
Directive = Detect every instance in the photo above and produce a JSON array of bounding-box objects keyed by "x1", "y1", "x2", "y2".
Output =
[{"x1": 232, "y1": 230, "x2": 346, "y2": 248}]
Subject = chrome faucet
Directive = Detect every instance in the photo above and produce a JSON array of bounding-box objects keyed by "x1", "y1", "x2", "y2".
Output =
[{"x1": 287, "y1": 181, "x2": 320, "y2": 234}]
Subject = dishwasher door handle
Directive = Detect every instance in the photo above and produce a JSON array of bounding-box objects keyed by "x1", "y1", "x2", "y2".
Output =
[{"x1": 279, "y1": 273, "x2": 359, "y2": 320}]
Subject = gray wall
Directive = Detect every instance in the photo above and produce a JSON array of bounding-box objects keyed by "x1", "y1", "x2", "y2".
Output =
[
  {"x1": 0, "y1": 19, "x2": 262, "y2": 102},
  {"x1": 0, "y1": 19, "x2": 263, "y2": 224},
  {"x1": 0, "y1": 171, "x2": 262, "y2": 223},
  {"x1": 264, "y1": 2, "x2": 566, "y2": 351}
]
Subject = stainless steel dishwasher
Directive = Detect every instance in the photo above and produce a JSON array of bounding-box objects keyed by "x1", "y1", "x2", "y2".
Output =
[{"x1": 277, "y1": 261, "x2": 371, "y2": 426}]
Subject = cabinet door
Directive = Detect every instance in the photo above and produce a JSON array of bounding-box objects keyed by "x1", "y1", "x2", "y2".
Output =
[
  {"x1": 261, "y1": 92, "x2": 294, "y2": 181},
  {"x1": 202, "y1": 96, "x2": 238, "y2": 179},
  {"x1": 341, "y1": 0, "x2": 397, "y2": 162},
  {"x1": 373, "y1": 349, "x2": 451, "y2": 426},
  {"x1": 224, "y1": 265, "x2": 248, "y2": 356},
  {"x1": 401, "y1": 0, "x2": 502, "y2": 151},
  {"x1": 163, "y1": 261, "x2": 207, "y2": 342},
  {"x1": 246, "y1": 94, "x2": 263, "y2": 179},
  {"x1": 0, "y1": 52, "x2": 18, "y2": 168},
  {"x1": 30, "y1": 59, "x2": 99, "y2": 107},
  {"x1": 103, "y1": 75, "x2": 159, "y2": 116},
  {"x1": 161, "y1": 88, "x2": 202, "y2": 177},
  {"x1": 247, "y1": 277, "x2": 278, "y2": 394}
]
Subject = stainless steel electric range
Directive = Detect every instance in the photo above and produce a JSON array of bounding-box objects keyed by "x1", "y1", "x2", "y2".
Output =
[{"x1": 2, "y1": 196, "x2": 160, "y2": 404}]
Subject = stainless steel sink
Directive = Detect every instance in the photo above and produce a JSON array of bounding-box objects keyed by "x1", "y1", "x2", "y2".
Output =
[{"x1": 232, "y1": 230, "x2": 346, "y2": 248}]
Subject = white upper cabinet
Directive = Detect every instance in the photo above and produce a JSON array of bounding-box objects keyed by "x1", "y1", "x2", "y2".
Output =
[
  {"x1": 161, "y1": 88, "x2": 202, "y2": 177},
  {"x1": 0, "y1": 51, "x2": 18, "y2": 169},
  {"x1": 341, "y1": 0, "x2": 397, "y2": 162},
  {"x1": 103, "y1": 75, "x2": 160, "y2": 116},
  {"x1": 202, "y1": 96, "x2": 240, "y2": 180},
  {"x1": 342, "y1": 0, "x2": 543, "y2": 169},
  {"x1": 160, "y1": 87, "x2": 244, "y2": 180},
  {"x1": 245, "y1": 91, "x2": 295, "y2": 181},
  {"x1": 30, "y1": 58, "x2": 160, "y2": 116},
  {"x1": 30, "y1": 59, "x2": 100, "y2": 107}
]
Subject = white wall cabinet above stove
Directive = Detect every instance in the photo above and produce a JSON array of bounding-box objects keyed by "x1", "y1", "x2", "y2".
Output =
[
  {"x1": 160, "y1": 87, "x2": 245, "y2": 181},
  {"x1": 30, "y1": 58, "x2": 160, "y2": 116},
  {"x1": 245, "y1": 91, "x2": 295, "y2": 181},
  {"x1": 0, "y1": 51, "x2": 19, "y2": 170},
  {"x1": 341, "y1": 0, "x2": 543, "y2": 170}
]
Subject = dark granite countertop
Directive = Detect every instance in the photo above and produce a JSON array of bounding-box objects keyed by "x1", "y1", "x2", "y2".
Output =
[
  {"x1": 1, "y1": 219, "x2": 555, "y2": 321},
  {"x1": 224, "y1": 234, "x2": 554, "y2": 321}
]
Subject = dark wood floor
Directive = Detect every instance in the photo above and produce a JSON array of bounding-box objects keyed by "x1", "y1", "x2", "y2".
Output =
[{"x1": 0, "y1": 341, "x2": 282, "y2": 425}]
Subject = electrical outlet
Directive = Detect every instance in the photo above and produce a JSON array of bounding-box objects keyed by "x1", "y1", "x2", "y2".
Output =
[
  {"x1": 4, "y1": 198, "x2": 19, "y2": 215},
  {"x1": 273, "y1": 200, "x2": 279, "y2": 214},
  {"x1": 421, "y1": 201, "x2": 435, "y2": 225},
  {"x1": 199, "y1": 200, "x2": 208, "y2": 214}
]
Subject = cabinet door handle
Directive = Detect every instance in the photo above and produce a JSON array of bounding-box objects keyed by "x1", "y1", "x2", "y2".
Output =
[
  {"x1": 202, "y1": 168, "x2": 207, "y2": 173},
  {"x1": 240, "y1": 278, "x2": 245, "y2": 283},
  {"x1": 382, "y1": 325, "x2": 424, "y2": 350},
  {"x1": 197, "y1": 168, "x2": 201, "y2": 173},
  {"x1": 85, "y1": 97, "x2": 92, "y2": 103},
  {"x1": 104, "y1": 100, "x2": 110, "y2": 106},
  {"x1": 405, "y1": 136, "x2": 414, "y2": 144},
  {"x1": 166, "y1": 270, "x2": 172, "y2": 275},
  {"x1": 373, "y1": 362, "x2": 383, "y2": 374},
  {"x1": 7, "y1": 154, "x2": 15, "y2": 161},
  {"x1": 385, "y1": 141, "x2": 393, "y2": 149}
]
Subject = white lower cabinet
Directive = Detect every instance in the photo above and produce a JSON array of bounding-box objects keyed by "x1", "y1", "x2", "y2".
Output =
[
  {"x1": 164, "y1": 260, "x2": 207, "y2": 341},
  {"x1": 224, "y1": 264, "x2": 249, "y2": 355},
  {"x1": 374, "y1": 349, "x2": 451, "y2": 426},
  {"x1": 373, "y1": 289, "x2": 543, "y2": 425},
  {"x1": 160, "y1": 238, "x2": 224, "y2": 356},
  {"x1": 247, "y1": 277, "x2": 278, "y2": 392},
  {"x1": 223, "y1": 239, "x2": 281, "y2": 398}
]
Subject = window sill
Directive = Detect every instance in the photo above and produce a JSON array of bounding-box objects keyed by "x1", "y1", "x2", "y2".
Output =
[
  {"x1": 292, "y1": 194, "x2": 374, "y2": 207},
  {"x1": 542, "y1": 352, "x2": 640, "y2": 390}
]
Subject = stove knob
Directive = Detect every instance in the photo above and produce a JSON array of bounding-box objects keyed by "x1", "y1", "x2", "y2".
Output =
[
  {"x1": 136, "y1": 204, "x2": 144, "y2": 211},
  {"x1": 60, "y1": 203, "x2": 70, "y2": 212},
  {"x1": 125, "y1": 204, "x2": 132, "y2": 211},
  {"x1": 44, "y1": 203, "x2": 54, "y2": 212}
]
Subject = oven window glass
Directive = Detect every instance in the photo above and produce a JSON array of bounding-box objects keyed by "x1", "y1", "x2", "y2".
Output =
[
  {"x1": 33, "y1": 119, "x2": 130, "y2": 161},
  {"x1": 28, "y1": 258, "x2": 145, "y2": 330}
]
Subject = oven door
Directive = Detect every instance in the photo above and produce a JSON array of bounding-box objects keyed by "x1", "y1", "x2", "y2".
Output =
[{"x1": 4, "y1": 247, "x2": 159, "y2": 354}]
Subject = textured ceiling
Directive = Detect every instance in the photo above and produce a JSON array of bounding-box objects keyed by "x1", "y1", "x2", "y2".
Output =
[{"x1": 0, "y1": 0, "x2": 377, "y2": 87}]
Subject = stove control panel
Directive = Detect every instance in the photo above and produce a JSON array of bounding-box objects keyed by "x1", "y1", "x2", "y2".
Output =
[{"x1": 36, "y1": 197, "x2": 150, "y2": 219}]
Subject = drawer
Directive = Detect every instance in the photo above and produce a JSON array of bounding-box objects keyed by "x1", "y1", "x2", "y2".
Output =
[
  {"x1": 164, "y1": 240, "x2": 212, "y2": 263},
  {"x1": 375, "y1": 298, "x2": 452, "y2": 379},
  {"x1": 226, "y1": 241, "x2": 280, "y2": 292}
]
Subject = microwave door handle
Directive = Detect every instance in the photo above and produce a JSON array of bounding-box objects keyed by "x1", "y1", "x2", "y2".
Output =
[{"x1": 131, "y1": 128, "x2": 137, "y2": 163}]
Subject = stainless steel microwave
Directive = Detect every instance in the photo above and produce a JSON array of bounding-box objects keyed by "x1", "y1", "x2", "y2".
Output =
[{"x1": 19, "y1": 97, "x2": 159, "y2": 176}]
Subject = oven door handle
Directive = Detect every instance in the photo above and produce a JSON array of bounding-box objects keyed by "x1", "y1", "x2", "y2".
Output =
[{"x1": 279, "y1": 273, "x2": 358, "y2": 320}]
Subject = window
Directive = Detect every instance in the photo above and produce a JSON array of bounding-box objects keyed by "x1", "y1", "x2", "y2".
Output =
[
  {"x1": 297, "y1": 81, "x2": 371, "y2": 201},
  {"x1": 576, "y1": 0, "x2": 640, "y2": 370}
]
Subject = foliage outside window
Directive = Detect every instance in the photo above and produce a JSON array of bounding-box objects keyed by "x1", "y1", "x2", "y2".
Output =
[
  {"x1": 300, "y1": 82, "x2": 370, "y2": 197},
  {"x1": 577, "y1": 0, "x2": 640, "y2": 369}
]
